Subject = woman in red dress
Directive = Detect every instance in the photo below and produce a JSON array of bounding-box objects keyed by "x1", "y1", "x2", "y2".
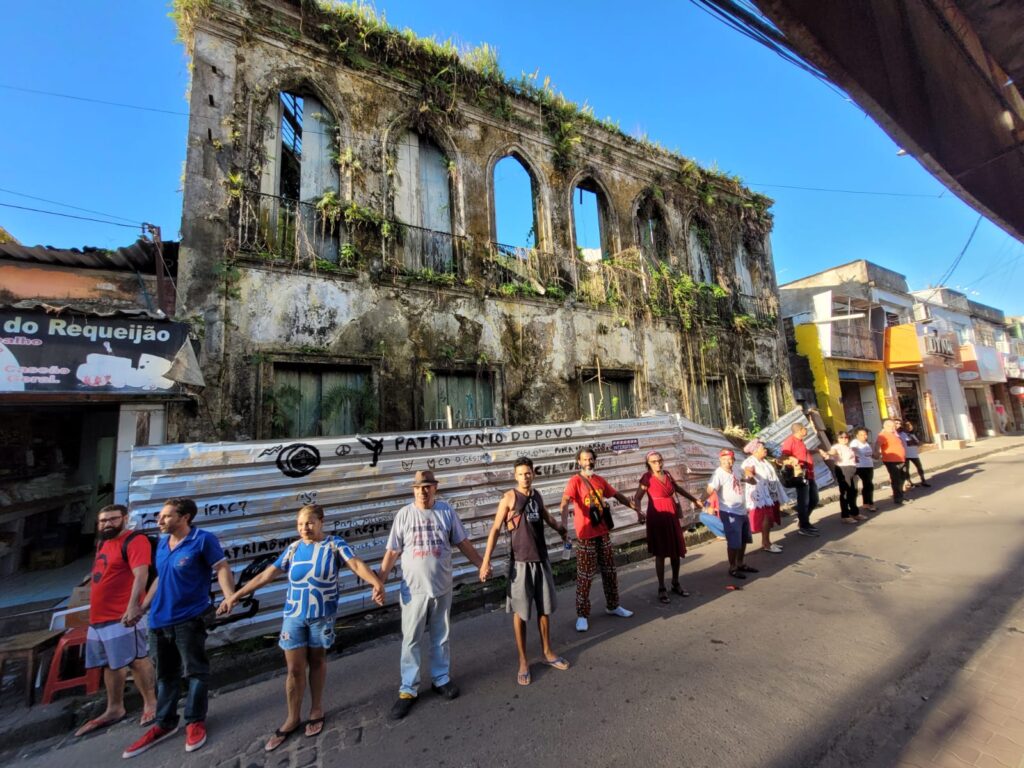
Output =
[{"x1": 633, "y1": 452, "x2": 701, "y2": 603}]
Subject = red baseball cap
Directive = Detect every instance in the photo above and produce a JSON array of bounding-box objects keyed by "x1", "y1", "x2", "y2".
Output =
[{"x1": 719, "y1": 449, "x2": 734, "y2": 458}]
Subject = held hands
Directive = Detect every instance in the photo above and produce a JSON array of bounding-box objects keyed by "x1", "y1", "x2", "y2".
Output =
[
  {"x1": 121, "y1": 603, "x2": 143, "y2": 627},
  {"x1": 479, "y1": 562, "x2": 492, "y2": 582},
  {"x1": 215, "y1": 596, "x2": 237, "y2": 616},
  {"x1": 371, "y1": 583, "x2": 385, "y2": 606},
  {"x1": 636, "y1": 511, "x2": 647, "y2": 524}
]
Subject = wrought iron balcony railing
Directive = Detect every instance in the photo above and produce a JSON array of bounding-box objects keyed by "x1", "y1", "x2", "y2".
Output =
[{"x1": 236, "y1": 190, "x2": 351, "y2": 267}]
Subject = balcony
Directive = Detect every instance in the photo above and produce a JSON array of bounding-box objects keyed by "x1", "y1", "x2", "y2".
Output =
[
  {"x1": 482, "y1": 242, "x2": 578, "y2": 297},
  {"x1": 737, "y1": 293, "x2": 777, "y2": 325},
  {"x1": 391, "y1": 223, "x2": 463, "y2": 276},
  {"x1": 236, "y1": 190, "x2": 353, "y2": 268},
  {"x1": 832, "y1": 325, "x2": 879, "y2": 360}
]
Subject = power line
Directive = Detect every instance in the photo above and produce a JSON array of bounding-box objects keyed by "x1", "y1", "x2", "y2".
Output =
[
  {"x1": 0, "y1": 84, "x2": 190, "y2": 117},
  {"x1": 0, "y1": 202, "x2": 142, "y2": 230},
  {"x1": 0, "y1": 187, "x2": 141, "y2": 225},
  {"x1": 750, "y1": 182, "x2": 942, "y2": 199},
  {"x1": 917, "y1": 214, "x2": 983, "y2": 305}
]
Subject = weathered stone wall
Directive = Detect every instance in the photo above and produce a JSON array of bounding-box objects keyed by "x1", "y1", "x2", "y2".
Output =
[{"x1": 169, "y1": 0, "x2": 793, "y2": 442}]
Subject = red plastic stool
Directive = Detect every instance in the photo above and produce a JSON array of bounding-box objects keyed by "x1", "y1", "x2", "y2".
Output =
[{"x1": 41, "y1": 627, "x2": 102, "y2": 704}]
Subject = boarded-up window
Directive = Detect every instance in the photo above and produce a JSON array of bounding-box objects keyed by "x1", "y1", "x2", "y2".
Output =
[
  {"x1": 636, "y1": 194, "x2": 668, "y2": 263},
  {"x1": 259, "y1": 92, "x2": 341, "y2": 262},
  {"x1": 394, "y1": 131, "x2": 453, "y2": 272},
  {"x1": 688, "y1": 221, "x2": 714, "y2": 283},
  {"x1": 694, "y1": 379, "x2": 723, "y2": 429},
  {"x1": 271, "y1": 365, "x2": 373, "y2": 438},
  {"x1": 734, "y1": 243, "x2": 754, "y2": 295},
  {"x1": 580, "y1": 375, "x2": 634, "y2": 420},
  {"x1": 742, "y1": 382, "x2": 772, "y2": 432},
  {"x1": 423, "y1": 373, "x2": 495, "y2": 428}
]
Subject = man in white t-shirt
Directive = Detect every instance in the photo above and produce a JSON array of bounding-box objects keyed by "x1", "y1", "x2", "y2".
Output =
[
  {"x1": 704, "y1": 449, "x2": 758, "y2": 581},
  {"x1": 378, "y1": 470, "x2": 484, "y2": 721}
]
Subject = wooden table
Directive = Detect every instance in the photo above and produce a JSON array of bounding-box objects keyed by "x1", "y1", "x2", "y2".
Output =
[{"x1": 0, "y1": 629, "x2": 62, "y2": 706}]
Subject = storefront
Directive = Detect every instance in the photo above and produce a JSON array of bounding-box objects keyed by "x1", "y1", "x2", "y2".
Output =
[
  {"x1": 0, "y1": 308, "x2": 195, "y2": 576},
  {"x1": 956, "y1": 343, "x2": 1006, "y2": 438}
]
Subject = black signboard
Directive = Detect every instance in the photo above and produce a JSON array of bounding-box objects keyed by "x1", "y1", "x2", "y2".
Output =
[{"x1": 0, "y1": 309, "x2": 190, "y2": 394}]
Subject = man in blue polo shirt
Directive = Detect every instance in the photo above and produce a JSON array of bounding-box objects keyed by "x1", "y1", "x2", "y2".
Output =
[{"x1": 122, "y1": 498, "x2": 235, "y2": 759}]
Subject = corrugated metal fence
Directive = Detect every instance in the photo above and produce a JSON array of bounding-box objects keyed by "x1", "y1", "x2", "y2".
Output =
[{"x1": 128, "y1": 410, "x2": 822, "y2": 644}]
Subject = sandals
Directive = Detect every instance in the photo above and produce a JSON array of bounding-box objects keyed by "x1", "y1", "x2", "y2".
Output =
[
  {"x1": 75, "y1": 714, "x2": 127, "y2": 737},
  {"x1": 543, "y1": 656, "x2": 570, "y2": 671},
  {"x1": 305, "y1": 716, "x2": 325, "y2": 738},
  {"x1": 670, "y1": 583, "x2": 690, "y2": 597},
  {"x1": 139, "y1": 709, "x2": 156, "y2": 728},
  {"x1": 517, "y1": 671, "x2": 532, "y2": 686},
  {"x1": 658, "y1": 587, "x2": 670, "y2": 604},
  {"x1": 738, "y1": 564, "x2": 759, "y2": 573},
  {"x1": 265, "y1": 724, "x2": 301, "y2": 752}
]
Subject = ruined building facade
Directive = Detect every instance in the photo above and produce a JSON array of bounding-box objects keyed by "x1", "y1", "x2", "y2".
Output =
[{"x1": 170, "y1": 0, "x2": 793, "y2": 443}]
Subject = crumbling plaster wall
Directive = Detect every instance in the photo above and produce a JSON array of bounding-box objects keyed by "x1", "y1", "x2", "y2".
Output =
[{"x1": 170, "y1": 0, "x2": 791, "y2": 441}]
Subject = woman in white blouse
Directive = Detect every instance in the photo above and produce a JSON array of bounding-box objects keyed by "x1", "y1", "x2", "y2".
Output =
[
  {"x1": 828, "y1": 431, "x2": 863, "y2": 523},
  {"x1": 849, "y1": 427, "x2": 877, "y2": 513}
]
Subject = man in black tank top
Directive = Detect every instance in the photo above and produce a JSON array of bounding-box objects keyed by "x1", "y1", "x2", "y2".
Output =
[{"x1": 480, "y1": 457, "x2": 571, "y2": 686}]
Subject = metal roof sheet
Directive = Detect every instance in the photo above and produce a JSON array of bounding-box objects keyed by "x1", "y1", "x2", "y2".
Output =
[{"x1": 0, "y1": 240, "x2": 177, "y2": 274}]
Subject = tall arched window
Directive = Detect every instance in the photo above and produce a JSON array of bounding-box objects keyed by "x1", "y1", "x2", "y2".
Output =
[
  {"x1": 493, "y1": 155, "x2": 538, "y2": 252},
  {"x1": 734, "y1": 242, "x2": 754, "y2": 295},
  {"x1": 572, "y1": 178, "x2": 611, "y2": 261},
  {"x1": 636, "y1": 193, "x2": 669, "y2": 263},
  {"x1": 394, "y1": 130, "x2": 453, "y2": 273},
  {"x1": 259, "y1": 91, "x2": 341, "y2": 262},
  {"x1": 687, "y1": 218, "x2": 714, "y2": 283}
]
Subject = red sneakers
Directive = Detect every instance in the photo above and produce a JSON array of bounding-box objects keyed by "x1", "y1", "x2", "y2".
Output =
[
  {"x1": 185, "y1": 721, "x2": 207, "y2": 752},
  {"x1": 122, "y1": 725, "x2": 179, "y2": 759}
]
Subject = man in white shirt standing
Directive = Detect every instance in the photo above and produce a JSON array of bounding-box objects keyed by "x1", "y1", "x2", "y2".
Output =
[
  {"x1": 705, "y1": 449, "x2": 758, "y2": 581},
  {"x1": 378, "y1": 470, "x2": 485, "y2": 721}
]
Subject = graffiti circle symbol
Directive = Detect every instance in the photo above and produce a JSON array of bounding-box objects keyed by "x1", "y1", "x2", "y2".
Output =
[{"x1": 276, "y1": 443, "x2": 321, "y2": 478}]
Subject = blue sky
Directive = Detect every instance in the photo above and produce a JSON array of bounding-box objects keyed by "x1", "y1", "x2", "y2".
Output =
[{"x1": 2, "y1": 1, "x2": 1021, "y2": 314}]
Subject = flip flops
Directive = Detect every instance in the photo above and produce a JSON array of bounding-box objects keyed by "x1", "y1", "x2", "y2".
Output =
[
  {"x1": 305, "y1": 717, "x2": 325, "y2": 738},
  {"x1": 670, "y1": 583, "x2": 690, "y2": 597},
  {"x1": 265, "y1": 725, "x2": 301, "y2": 752},
  {"x1": 517, "y1": 671, "x2": 532, "y2": 686},
  {"x1": 139, "y1": 710, "x2": 156, "y2": 728},
  {"x1": 542, "y1": 656, "x2": 570, "y2": 671},
  {"x1": 75, "y1": 714, "x2": 127, "y2": 737}
]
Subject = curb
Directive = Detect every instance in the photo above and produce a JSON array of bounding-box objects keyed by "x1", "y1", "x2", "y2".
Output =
[{"x1": 2, "y1": 440, "x2": 1019, "y2": 754}]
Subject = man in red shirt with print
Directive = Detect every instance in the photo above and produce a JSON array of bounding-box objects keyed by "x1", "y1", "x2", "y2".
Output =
[
  {"x1": 559, "y1": 448, "x2": 643, "y2": 633},
  {"x1": 780, "y1": 422, "x2": 829, "y2": 536},
  {"x1": 74, "y1": 504, "x2": 157, "y2": 737}
]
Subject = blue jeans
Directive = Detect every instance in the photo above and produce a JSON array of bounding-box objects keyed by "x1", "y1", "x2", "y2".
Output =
[
  {"x1": 399, "y1": 591, "x2": 452, "y2": 696},
  {"x1": 150, "y1": 615, "x2": 209, "y2": 729},
  {"x1": 795, "y1": 478, "x2": 819, "y2": 529}
]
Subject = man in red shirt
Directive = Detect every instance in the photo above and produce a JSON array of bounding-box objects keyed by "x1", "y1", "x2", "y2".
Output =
[
  {"x1": 559, "y1": 448, "x2": 643, "y2": 632},
  {"x1": 74, "y1": 504, "x2": 157, "y2": 737},
  {"x1": 875, "y1": 419, "x2": 908, "y2": 506},
  {"x1": 780, "y1": 422, "x2": 829, "y2": 536}
]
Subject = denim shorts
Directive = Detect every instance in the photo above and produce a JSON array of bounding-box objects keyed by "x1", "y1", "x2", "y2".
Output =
[
  {"x1": 720, "y1": 511, "x2": 752, "y2": 549},
  {"x1": 279, "y1": 615, "x2": 336, "y2": 651}
]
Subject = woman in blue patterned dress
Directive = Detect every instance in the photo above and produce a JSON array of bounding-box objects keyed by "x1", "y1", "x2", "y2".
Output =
[{"x1": 219, "y1": 504, "x2": 384, "y2": 751}]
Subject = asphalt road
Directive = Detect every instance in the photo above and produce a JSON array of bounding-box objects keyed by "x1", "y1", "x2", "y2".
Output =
[{"x1": 8, "y1": 447, "x2": 1024, "y2": 768}]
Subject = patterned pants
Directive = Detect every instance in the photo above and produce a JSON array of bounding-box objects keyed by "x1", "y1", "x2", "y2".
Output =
[{"x1": 575, "y1": 534, "x2": 619, "y2": 617}]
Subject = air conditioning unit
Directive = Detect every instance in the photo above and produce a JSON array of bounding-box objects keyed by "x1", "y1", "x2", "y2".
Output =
[{"x1": 912, "y1": 303, "x2": 932, "y2": 323}]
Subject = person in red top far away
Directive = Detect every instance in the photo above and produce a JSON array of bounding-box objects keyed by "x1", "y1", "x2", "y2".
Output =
[
  {"x1": 73, "y1": 504, "x2": 157, "y2": 738},
  {"x1": 875, "y1": 418, "x2": 908, "y2": 506},
  {"x1": 559, "y1": 447, "x2": 642, "y2": 633},
  {"x1": 780, "y1": 422, "x2": 830, "y2": 536}
]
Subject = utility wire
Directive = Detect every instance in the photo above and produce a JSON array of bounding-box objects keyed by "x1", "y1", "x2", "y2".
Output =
[
  {"x1": 0, "y1": 187, "x2": 141, "y2": 225},
  {"x1": 0, "y1": 202, "x2": 142, "y2": 230},
  {"x1": 917, "y1": 214, "x2": 983, "y2": 305},
  {"x1": 750, "y1": 183, "x2": 942, "y2": 199},
  {"x1": 0, "y1": 84, "x2": 190, "y2": 117}
]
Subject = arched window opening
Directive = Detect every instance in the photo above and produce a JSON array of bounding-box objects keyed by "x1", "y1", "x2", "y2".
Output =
[
  {"x1": 394, "y1": 130, "x2": 454, "y2": 273},
  {"x1": 636, "y1": 194, "x2": 669, "y2": 263},
  {"x1": 493, "y1": 155, "x2": 537, "y2": 252},
  {"x1": 572, "y1": 179, "x2": 609, "y2": 261},
  {"x1": 687, "y1": 219, "x2": 714, "y2": 283},
  {"x1": 256, "y1": 91, "x2": 342, "y2": 263},
  {"x1": 734, "y1": 242, "x2": 754, "y2": 296}
]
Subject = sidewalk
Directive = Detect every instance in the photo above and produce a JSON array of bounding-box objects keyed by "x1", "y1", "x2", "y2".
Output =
[
  {"x1": 2, "y1": 435, "x2": 1022, "y2": 756},
  {"x1": 895, "y1": 599, "x2": 1024, "y2": 768}
]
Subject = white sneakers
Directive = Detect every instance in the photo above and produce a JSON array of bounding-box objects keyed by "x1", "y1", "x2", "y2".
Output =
[
  {"x1": 764, "y1": 544, "x2": 783, "y2": 554},
  {"x1": 577, "y1": 606, "x2": 633, "y2": 631},
  {"x1": 605, "y1": 605, "x2": 634, "y2": 618}
]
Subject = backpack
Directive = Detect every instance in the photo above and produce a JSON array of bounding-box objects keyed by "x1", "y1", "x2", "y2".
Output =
[{"x1": 97, "y1": 530, "x2": 158, "y2": 588}]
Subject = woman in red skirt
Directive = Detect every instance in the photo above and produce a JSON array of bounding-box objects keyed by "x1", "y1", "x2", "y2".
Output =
[
  {"x1": 633, "y1": 452, "x2": 701, "y2": 603},
  {"x1": 741, "y1": 439, "x2": 788, "y2": 553}
]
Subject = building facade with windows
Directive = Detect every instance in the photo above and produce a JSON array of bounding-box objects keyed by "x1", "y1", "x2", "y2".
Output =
[{"x1": 168, "y1": 0, "x2": 792, "y2": 444}]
